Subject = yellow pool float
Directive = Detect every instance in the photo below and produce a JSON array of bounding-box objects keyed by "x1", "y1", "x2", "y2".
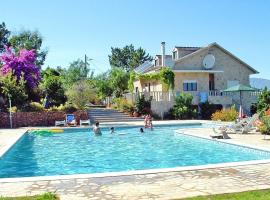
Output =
[{"x1": 50, "y1": 129, "x2": 64, "y2": 133}]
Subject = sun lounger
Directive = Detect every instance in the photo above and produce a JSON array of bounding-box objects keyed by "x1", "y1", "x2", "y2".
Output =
[
  {"x1": 80, "y1": 119, "x2": 90, "y2": 126},
  {"x1": 211, "y1": 127, "x2": 231, "y2": 139},
  {"x1": 66, "y1": 114, "x2": 77, "y2": 126},
  {"x1": 55, "y1": 120, "x2": 66, "y2": 127},
  {"x1": 231, "y1": 114, "x2": 259, "y2": 134}
]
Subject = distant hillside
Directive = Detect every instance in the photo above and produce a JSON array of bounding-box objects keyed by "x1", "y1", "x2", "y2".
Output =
[{"x1": 250, "y1": 78, "x2": 270, "y2": 89}]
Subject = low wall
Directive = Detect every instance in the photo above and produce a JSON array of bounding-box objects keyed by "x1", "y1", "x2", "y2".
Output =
[{"x1": 0, "y1": 111, "x2": 89, "y2": 128}]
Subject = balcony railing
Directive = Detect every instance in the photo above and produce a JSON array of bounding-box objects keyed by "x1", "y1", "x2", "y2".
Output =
[{"x1": 120, "y1": 90, "x2": 262, "y2": 106}]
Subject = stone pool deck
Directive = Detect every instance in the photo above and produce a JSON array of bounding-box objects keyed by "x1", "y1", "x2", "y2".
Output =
[{"x1": 1, "y1": 120, "x2": 270, "y2": 199}]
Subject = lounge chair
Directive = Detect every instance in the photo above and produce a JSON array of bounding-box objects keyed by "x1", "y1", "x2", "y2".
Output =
[
  {"x1": 211, "y1": 127, "x2": 231, "y2": 139},
  {"x1": 66, "y1": 114, "x2": 77, "y2": 126},
  {"x1": 230, "y1": 114, "x2": 259, "y2": 134},
  {"x1": 55, "y1": 120, "x2": 66, "y2": 127},
  {"x1": 80, "y1": 119, "x2": 90, "y2": 126}
]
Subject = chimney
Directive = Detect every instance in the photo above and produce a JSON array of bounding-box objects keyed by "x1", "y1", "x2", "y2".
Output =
[{"x1": 161, "y1": 42, "x2": 165, "y2": 66}]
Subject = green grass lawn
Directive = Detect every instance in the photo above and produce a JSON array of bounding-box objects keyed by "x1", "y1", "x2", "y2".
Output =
[
  {"x1": 184, "y1": 189, "x2": 270, "y2": 200},
  {"x1": 0, "y1": 193, "x2": 58, "y2": 200}
]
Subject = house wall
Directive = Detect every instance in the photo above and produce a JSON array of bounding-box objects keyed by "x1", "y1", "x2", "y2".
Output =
[
  {"x1": 134, "y1": 79, "x2": 164, "y2": 92},
  {"x1": 173, "y1": 45, "x2": 254, "y2": 90},
  {"x1": 174, "y1": 72, "x2": 209, "y2": 91}
]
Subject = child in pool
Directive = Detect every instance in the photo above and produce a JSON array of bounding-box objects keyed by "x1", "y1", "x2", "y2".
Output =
[
  {"x1": 110, "y1": 127, "x2": 115, "y2": 134},
  {"x1": 93, "y1": 122, "x2": 102, "y2": 135}
]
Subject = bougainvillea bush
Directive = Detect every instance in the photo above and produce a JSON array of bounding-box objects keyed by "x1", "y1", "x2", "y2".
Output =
[{"x1": 0, "y1": 46, "x2": 40, "y2": 89}]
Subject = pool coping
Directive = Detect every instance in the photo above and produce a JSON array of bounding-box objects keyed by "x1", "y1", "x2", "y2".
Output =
[
  {"x1": 1, "y1": 122, "x2": 270, "y2": 183},
  {"x1": 0, "y1": 131, "x2": 26, "y2": 158},
  {"x1": 1, "y1": 159, "x2": 270, "y2": 183}
]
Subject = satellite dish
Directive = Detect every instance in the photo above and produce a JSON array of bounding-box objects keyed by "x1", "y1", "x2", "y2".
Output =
[{"x1": 203, "y1": 54, "x2": 215, "y2": 69}]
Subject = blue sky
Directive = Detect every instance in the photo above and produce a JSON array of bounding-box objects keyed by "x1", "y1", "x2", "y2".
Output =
[{"x1": 1, "y1": 0, "x2": 269, "y2": 78}]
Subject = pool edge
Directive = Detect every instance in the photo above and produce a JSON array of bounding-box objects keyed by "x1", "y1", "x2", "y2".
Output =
[
  {"x1": 0, "y1": 130, "x2": 26, "y2": 158},
  {"x1": 1, "y1": 159, "x2": 270, "y2": 183}
]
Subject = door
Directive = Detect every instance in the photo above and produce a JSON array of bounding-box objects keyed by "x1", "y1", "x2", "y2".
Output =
[{"x1": 209, "y1": 74, "x2": 215, "y2": 90}]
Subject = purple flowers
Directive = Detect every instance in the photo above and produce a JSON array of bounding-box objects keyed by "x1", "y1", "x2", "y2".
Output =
[{"x1": 0, "y1": 46, "x2": 41, "y2": 88}]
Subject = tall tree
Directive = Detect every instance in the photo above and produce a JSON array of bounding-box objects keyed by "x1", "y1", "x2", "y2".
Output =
[
  {"x1": 94, "y1": 72, "x2": 113, "y2": 99},
  {"x1": 62, "y1": 58, "x2": 94, "y2": 88},
  {"x1": 41, "y1": 67, "x2": 67, "y2": 107},
  {"x1": 109, "y1": 44, "x2": 152, "y2": 72},
  {"x1": 66, "y1": 80, "x2": 95, "y2": 110},
  {"x1": 0, "y1": 46, "x2": 41, "y2": 89},
  {"x1": 9, "y1": 30, "x2": 47, "y2": 67},
  {"x1": 0, "y1": 22, "x2": 10, "y2": 53},
  {"x1": 109, "y1": 68, "x2": 129, "y2": 97}
]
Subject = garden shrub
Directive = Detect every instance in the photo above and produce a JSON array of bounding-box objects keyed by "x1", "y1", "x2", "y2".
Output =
[
  {"x1": 20, "y1": 102, "x2": 45, "y2": 112},
  {"x1": 258, "y1": 114, "x2": 270, "y2": 135},
  {"x1": 112, "y1": 98, "x2": 134, "y2": 113},
  {"x1": 66, "y1": 80, "x2": 95, "y2": 110},
  {"x1": 172, "y1": 93, "x2": 197, "y2": 119},
  {"x1": 199, "y1": 102, "x2": 223, "y2": 119},
  {"x1": 60, "y1": 104, "x2": 78, "y2": 113},
  {"x1": 135, "y1": 94, "x2": 151, "y2": 115},
  {"x1": 211, "y1": 106, "x2": 238, "y2": 121},
  {"x1": 47, "y1": 104, "x2": 78, "y2": 113},
  {"x1": 164, "y1": 108, "x2": 175, "y2": 120},
  {"x1": 256, "y1": 87, "x2": 270, "y2": 112}
]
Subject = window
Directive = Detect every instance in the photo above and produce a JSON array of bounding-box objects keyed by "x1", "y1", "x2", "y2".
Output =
[
  {"x1": 173, "y1": 51, "x2": 177, "y2": 60},
  {"x1": 183, "y1": 81, "x2": 197, "y2": 91}
]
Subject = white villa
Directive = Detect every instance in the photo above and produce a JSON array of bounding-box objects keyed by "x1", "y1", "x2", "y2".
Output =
[{"x1": 130, "y1": 42, "x2": 260, "y2": 116}]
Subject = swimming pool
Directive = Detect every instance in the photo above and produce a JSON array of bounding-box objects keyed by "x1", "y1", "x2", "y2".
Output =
[{"x1": 1, "y1": 124, "x2": 270, "y2": 178}]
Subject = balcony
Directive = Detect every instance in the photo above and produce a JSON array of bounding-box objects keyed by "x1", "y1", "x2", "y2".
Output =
[{"x1": 208, "y1": 91, "x2": 232, "y2": 105}]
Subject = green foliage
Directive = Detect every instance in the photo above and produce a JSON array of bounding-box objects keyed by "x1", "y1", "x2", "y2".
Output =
[
  {"x1": 92, "y1": 72, "x2": 112, "y2": 100},
  {"x1": 0, "y1": 22, "x2": 10, "y2": 53},
  {"x1": 112, "y1": 97, "x2": 134, "y2": 113},
  {"x1": 172, "y1": 93, "x2": 197, "y2": 119},
  {"x1": 9, "y1": 30, "x2": 47, "y2": 67},
  {"x1": 259, "y1": 114, "x2": 270, "y2": 135},
  {"x1": 55, "y1": 103, "x2": 78, "y2": 113},
  {"x1": 109, "y1": 44, "x2": 152, "y2": 72},
  {"x1": 211, "y1": 106, "x2": 238, "y2": 121},
  {"x1": 21, "y1": 102, "x2": 44, "y2": 112},
  {"x1": 0, "y1": 192, "x2": 58, "y2": 200},
  {"x1": 137, "y1": 68, "x2": 175, "y2": 91},
  {"x1": 66, "y1": 80, "x2": 95, "y2": 110},
  {"x1": 128, "y1": 71, "x2": 136, "y2": 92},
  {"x1": 41, "y1": 67, "x2": 66, "y2": 106},
  {"x1": 199, "y1": 102, "x2": 223, "y2": 120},
  {"x1": 0, "y1": 72, "x2": 28, "y2": 108},
  {"x1": 61, "y1": 58, "x2": 94, "y2": 88},
  {"x1": 256, "y1": 87, "x2": 270, "y2": 113},
  {"x1": 185, "y1": 189, "x2": 270, "y2": 200},
  {"x1": 135, "y1": 95, "x2": 151, "y2": 115},
  {"x1": 159, "y1": 68, "x2": 175, "y2": 90},
  {"x1": 109, "y1": 68, "x2": 129, "y2": 97}
]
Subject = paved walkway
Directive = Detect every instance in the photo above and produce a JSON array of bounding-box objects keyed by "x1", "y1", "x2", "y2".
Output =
[
  {"x1": 1, "y1": 163, "x2": 270, "y2": 199},
  {"x1": 0, "y1": 128, "x2": 26, "y2": 157}
]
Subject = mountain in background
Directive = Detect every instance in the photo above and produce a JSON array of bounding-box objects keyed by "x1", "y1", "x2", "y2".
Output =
[{"x1": 250, "y1": 78, "x2": 270, "y2": 89}]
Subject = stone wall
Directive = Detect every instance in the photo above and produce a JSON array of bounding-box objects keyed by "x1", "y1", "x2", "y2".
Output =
[
  {"x1": 0, "y1": 111, "x2": 89, "y2": 128},
  {"x1": 173, "y1": 45, "x2": 255, "y2": 90}
]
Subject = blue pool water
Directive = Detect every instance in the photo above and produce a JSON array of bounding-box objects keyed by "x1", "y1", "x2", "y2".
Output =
[{"x1": 1, "y1": 124, "x2": 270, "y2": 178}]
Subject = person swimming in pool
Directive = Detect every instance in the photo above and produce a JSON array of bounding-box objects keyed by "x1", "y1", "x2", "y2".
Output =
[
  {"x1": 110, "y1": 127, "x2": 115, "y2": 134},
  {"x1": 140, "y1": 127, "x2": 144, "y2": 133},
  {"x1": 93, "y1": 122, "x2": 102, "y2": 136}
]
